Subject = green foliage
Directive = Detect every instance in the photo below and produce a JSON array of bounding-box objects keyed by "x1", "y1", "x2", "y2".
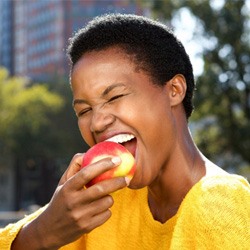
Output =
[
  {"x1": 44, "y1": 75, "x2": 88, "y2": 159},
  {"x1": 0, "y1": 66, "x2": 87, "y2": 161},
  {"x1": 0, "y1": 68, "x2": 88, "y2": 208},
  {"x1": 0, "y1": 68, "x2": 63, "y2": 155},
  {"x1": 148, "y1": 0, "x2": 250, "y2": 171}
]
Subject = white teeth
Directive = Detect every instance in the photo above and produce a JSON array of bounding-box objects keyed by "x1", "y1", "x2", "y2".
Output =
[{"x1": 106, "y1": 134, "x2": 135, "y2": 144}]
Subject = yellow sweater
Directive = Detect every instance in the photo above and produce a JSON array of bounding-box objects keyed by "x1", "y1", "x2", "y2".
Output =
[{"x1": 1, "y1": 174, "x2": 250, "y2": 249}]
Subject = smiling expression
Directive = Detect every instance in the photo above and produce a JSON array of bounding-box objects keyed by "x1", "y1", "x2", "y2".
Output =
[{"x1": 71, "y1": 47, "x2": 177, "y2": 188}]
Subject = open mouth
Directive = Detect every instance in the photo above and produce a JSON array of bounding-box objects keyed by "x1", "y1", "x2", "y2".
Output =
[{"x1": 106, "y1": 134, "x2": 137, "y2": 157}]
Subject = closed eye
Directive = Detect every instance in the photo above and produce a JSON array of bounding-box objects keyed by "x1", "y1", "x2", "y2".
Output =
[
  {"x1": 77, "y1": 108, "x2": 92, "y2": 117},
  {"x1": 108, "y1": 94, "x2": 125, "y2": 103}
]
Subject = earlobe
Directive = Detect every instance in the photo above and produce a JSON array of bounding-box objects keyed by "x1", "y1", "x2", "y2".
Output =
[{"x1": 168, "y1": 74, "x2": 187, "y2": 106}]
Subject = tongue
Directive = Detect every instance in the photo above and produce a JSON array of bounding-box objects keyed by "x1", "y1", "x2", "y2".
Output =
[{"x1": 121, "y1": 138, "x2": 137, "y2": 157}]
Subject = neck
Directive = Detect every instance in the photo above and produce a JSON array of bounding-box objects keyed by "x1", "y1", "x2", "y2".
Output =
[{"x1": 147, "y1": 128, "x2": 206, "y2": 223}]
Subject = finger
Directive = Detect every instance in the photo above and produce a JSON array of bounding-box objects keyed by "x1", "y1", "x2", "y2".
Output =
[
  {"x1": 66, "y1": 156, "x2": 121, "y2": 191},
  {"x1": 89, "y1": 195, "x2": 114, "y2": 213},
  {"x1": 83, "y1": 176, "x2": 128, "y2": 201},
  {"x1": 80, "y1": 209, "x2": 112, "y2": 234},
  {"x1": 59, "y1": 153, "x2": 84, "y2": 185},
  {"x1": 76, "y1": 195, "x2": 113, "y2": 220},
  {"x1": 65, "y1": 153, "x2": 84, "y2": 180}
]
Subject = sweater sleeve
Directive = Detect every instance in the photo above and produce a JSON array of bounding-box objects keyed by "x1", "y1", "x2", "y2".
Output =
[
  {"x1": 0, "y1": 206, "x2": 47, "y2": 250},
  {"x1": 171, "y1": 175, "x2": 250, "y2": 250}
]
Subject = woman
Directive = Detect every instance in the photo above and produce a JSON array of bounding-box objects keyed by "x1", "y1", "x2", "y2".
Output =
[{"x1": 1, "y1": 14, "x2": 250, "y2": 250}]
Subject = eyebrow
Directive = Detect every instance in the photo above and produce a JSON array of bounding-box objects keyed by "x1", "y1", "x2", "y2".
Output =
[
  {"x1": 101, "y1": 83, "x2": 126, "y2": 97},
  {"x1": 73, "y1": 83, "x2": 126, "y2": 107},
  {"x1": 72, "y1": 99, "x2": 87, "y2": 107}
]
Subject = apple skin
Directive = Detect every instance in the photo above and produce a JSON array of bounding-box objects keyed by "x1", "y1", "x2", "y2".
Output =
[{"x1": 81, "y1": 141, "x2": 136, "y2": 188}]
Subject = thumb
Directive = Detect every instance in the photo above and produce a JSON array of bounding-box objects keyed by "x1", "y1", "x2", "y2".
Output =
[{"x1": 58, "y1": 153, "x2": 84, "y2": 186}]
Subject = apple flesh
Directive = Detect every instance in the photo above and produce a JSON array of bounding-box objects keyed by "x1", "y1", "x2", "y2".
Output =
[{"x1": 81, "y1": 141, "x2": 136, "y2": 188}]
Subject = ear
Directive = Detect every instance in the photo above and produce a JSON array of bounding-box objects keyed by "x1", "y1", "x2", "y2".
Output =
[{"x1": 167, "y1": 74, "x2": 187, "y2": 107}]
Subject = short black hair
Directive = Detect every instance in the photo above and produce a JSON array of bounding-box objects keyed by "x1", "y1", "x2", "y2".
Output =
[{"x1": 67, "y1": 14, "x2": 195, "y2": 118}]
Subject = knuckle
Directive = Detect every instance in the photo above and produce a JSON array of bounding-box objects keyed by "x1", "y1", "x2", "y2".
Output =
[
  {"x1": 69, "y1": 153, "x2": 83, "y2": 165},
  {"x1": 115, "y1": 176, "x2": 127, "y2": 188},
  {"x1": 93, "y1": 183, "x2": 106, "y2": 196},
  {"x1": 65, "y1": 199, "x2": 75, "y2": 212},
  {"x1": 78, "y1": 167, "x2": 91, "y2": 181},
  {"x1": 68, "y1": 210, "x2": 80, "y2": 223},
  {"x1": 76, "y1": 216, "x2": 92, "y2": 234},
  {"x1": 69, "y1": 214, "x2": 86, "y2": 233},
  {"x1": 82, "y1": 223, "x2": 93, "y2": 234}
]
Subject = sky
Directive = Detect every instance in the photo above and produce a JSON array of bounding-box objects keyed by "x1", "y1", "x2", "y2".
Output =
[{"x1": 172, "y1": 8, "x2": 204, "y2": 77}]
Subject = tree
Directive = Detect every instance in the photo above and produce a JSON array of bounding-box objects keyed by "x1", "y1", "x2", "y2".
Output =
[
  {"x1": 0, "y1": 67, "x2": 88, "y2": 209},
  {"x1": 0, "y1": 67, "x2": 64, "y2": 156},
  {"x1": 44, "y1": 73, "x2": 88, "y2": 159},
  {"x1": 148, "y1": 0, "x2": 250, "y2": 174},
  {"x1": 0, "y1": 68, "x2": 66, "y2": 209}
]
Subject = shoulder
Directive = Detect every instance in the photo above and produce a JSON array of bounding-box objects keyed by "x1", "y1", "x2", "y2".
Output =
[
  {"x1": 179, "y1": 174, "x2": 250, "y2": 230},
  {"x1": 199, "y1": 174, "x2": 250, "y2": 193},
  {"x1": 197, "y1": 174, "x2": 250, "y2": 201},
  {"x1": 175, "y1": 175, "x2": 250, "y2": 247},
  {"x1": 177, "y1": 174, "x2": 250, "y2": 225},
  {"x1": 173, "y1": 175, "x2": 250, "y2": 248},
  {"x1": 185, "y1": 174, "x2": 250, "y2": 210}
]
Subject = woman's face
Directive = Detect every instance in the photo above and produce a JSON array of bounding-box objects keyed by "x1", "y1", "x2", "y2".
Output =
[{"x1": 71, "y1": 47, "x2": 177, "y2": 188}]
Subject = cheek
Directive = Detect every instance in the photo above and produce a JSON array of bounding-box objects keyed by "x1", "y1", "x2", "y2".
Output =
[{"x1": 78, "y1": 119, "x2": 94, "y2": 147}]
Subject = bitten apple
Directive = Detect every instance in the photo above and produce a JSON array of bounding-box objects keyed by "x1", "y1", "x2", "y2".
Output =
[{"x1": 81, "y1": 141, "x2": 136, "y2": 188}]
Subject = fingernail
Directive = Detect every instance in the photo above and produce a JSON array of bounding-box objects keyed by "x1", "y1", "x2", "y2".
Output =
[
  {"x1": 124, "y1": 176, "x2": 131, "y2": 186},
  {"x1": 111, "y1": 156, "x2": 121, "y2": 166}
]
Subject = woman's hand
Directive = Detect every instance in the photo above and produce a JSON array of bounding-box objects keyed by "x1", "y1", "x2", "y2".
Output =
[{"x1": 12, "y1": 154, "x2": 128, "y2": 250}]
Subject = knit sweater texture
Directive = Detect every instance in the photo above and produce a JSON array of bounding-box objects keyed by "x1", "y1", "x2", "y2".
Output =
[{"x1": 1, "y1": 174, "x2": 249, "y2": 249}]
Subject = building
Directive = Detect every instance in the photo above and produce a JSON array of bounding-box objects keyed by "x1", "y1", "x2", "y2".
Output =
[
  {"x1": 0, "y1": 0, "x2": 14, "y2": 75},
  {"x1": 1, "y1": 0, "x2": 145, "y2": 82}
]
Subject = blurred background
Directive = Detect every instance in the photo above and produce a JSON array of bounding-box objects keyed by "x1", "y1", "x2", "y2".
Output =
[{"x1": 0, "y1": 0, "x2": 249, "y2": 227}]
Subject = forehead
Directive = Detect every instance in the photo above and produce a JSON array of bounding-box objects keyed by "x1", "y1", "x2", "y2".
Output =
[
  {"x1": 70, "y1": 47, "x2": 140, "y2": 90},
  {"x1": 70, "y1": 47, "x2": 139, "y2": 97}
]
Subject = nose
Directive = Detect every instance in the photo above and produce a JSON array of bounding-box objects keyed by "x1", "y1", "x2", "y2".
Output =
[{"x1": 90, "y1": 107, "x2": 115, "y2": 133}]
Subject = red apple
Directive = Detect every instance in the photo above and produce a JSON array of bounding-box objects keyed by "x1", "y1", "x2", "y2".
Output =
[{"x1": 81, "y1": 141, "x2": 136, "y2": 188}]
